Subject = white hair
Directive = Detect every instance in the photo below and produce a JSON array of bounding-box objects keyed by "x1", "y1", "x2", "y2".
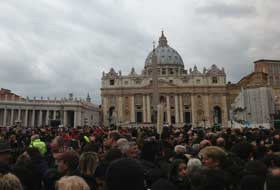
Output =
[
  {"x1": 187, "y1": 158, "x2": 202, "y2": 173},
  {"x1": 116, "y1": 138, "x2": 130, "y2": 154},
  {"x1": 174, "y1": 145, "x2": 186, "y2": 154}
]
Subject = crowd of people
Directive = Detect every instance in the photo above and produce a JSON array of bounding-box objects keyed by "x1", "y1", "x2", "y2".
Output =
[{"x1": 0, "y1": 124, "x2": 280, "y2": 190}]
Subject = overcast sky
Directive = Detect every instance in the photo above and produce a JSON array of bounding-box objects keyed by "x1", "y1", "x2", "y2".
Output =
[{"x1": 0, "y1": 0, "x2": 279, "y2": 104}]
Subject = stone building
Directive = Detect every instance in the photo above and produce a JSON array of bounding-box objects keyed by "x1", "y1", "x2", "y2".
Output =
[
  {"x1": 101, "y1": 32, "x2": 228, "y2": 128},
  {"x1": 0, "y1": 89, "x2": 100, "y2": 127}
]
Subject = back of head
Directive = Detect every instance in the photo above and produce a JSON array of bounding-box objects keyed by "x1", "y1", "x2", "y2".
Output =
[
  {"x1": 0, "y1": 173, "x2": 23, "y2": 190},
  {"x1": 59, "y1": 150, "x2": 80, "y2": 172},
  {"x1": 187, "y1": 158, "x2": 202, "y2": 174},
  {"x1": 106, "y1": 158, "x2": 145, "y2": 190},
  {"x1": 79, "y1": 152, "x2": 98, "y2": 176},
  {"x1": 56, "y1": 176, "x2": 90, "y2": 190}
]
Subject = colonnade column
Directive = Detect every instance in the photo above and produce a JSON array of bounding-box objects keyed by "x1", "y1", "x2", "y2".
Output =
[
  {"x1": 143, "y1": 96, "x2": 147, "y2": 123},
  {"x1": 130, "y1": 96, "x2": 135, "y2": 123},
  {"x1": 10, "y1": 109, "x2": 14, "y2": 126},
  {"x1": 64, "y1": 110, "x2": 67, "y2": 127},
  {"x1": 166, "y1": 95, "x2": 171, "y2": 125},
  {"x1": 31, "y1": 110, "x2": 35, "y2": 127},
  {"x1": 39, "y1": 110, "x2": 42, "y2": 127},
  {"x1": 17, "y1": 109, "x2": 21, "y2": 122},
  {"x1": 147, "y1": 95, "x2": 151, "y2": 123},
  {"x1": 175, "y1": 95, "x2": 179, "y2": 125},
  {"x1": 53, "y1": 110, "x2": 56, "y2": 120},
  {"x1": 179, "y1": 95, "x2": 184, "y2": 125},
  {"x1": 25, "y1": 109, "x2": 28, "y2": 127},
  {"x1": 3, "y1": 108, "x2": 7, "y2": 127},
  {"x1": 46, "y1": 110, "x2": 49, "y2": 126}
]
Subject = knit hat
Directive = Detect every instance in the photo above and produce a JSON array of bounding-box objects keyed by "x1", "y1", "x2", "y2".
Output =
[{"x1": 106, "y1": 158, "x2": 145, "y2": 190}]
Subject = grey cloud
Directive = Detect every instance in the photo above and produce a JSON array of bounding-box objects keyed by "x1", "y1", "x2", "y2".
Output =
[{"x1": 196, "y1": 2, "x2": 257, "y2": 18}]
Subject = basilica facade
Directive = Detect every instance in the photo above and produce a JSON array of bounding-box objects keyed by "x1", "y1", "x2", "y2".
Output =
[{"x1": 101, "y1": 32, "x2": 228, "y2": 128}]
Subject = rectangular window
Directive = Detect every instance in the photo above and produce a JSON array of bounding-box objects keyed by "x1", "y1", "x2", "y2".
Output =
[
  {"x1": 212, "y1": 77, "x2": 218, "y2": 84},
  {"x1": 110, "y1": 80, "x2": 115, "y2": 86}
]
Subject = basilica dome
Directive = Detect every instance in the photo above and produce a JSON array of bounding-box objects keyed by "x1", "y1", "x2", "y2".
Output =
[{"x1": 144, "y1": 31, "x2": 184, "y2": 68}]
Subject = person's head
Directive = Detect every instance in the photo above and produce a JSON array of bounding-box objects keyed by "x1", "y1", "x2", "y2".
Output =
[
  {"x1": 116, "y1": 138, "x2": 129, "y2": 154},
  {"x1": 199, "y1": 146, "x2": 227, "y2": 169},
  {"x1": 216, "y1": 137, "x2": 225, "y2": 148},
  {"x1": 51, "y1": 136, "x2": 65, "y2": 153},
  {"x1": 106, "y1": 158, "x2": 145, "y2": 190},
  {"x1": 0, "y1": 141, "x2": 11, "y2": 165},
  {"x1": 187, "y1": 158, "x2": 202, "y2": 174},
  {"x1": 56, "y1": 176, "x2": 90, "y2": 190},
  {"x1": 126, "y1": 141, "x2": 139, "y2": 158},
  {"x1": 0, "y1": 173, "x2": 23, "y2": 190},
  {"x1": 231, "y1": 142, "x2": 254, "y2": 161},
  {"x1": 79, "y1": 152, "x2": 98, "y2": 176},
  {"x1": 30, "y1": 134, "x2": 40, "y2": 141},
  {"x1": 174, "y1": 145, "x2": 186, "y2": 154},
  {"x1": 199, "y1": 139, "x2": 212, "y2": 150},
  {"x1": 57, "y1": 150, "x2": 79, "y2": 174},
  {"x1": 169, "y1": 159, "x2": 187, "y2": 181}
]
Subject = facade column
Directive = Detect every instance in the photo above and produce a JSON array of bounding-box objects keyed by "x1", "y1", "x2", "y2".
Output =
[
  {"x1": 143, "y1": 95, "x2": 147, "y2": 123},
  {"x1": 53, "y1": 110, "x2": 56, "y2": 120},
  {"x1": 147, "y1": 95, "x2": 151, "y2": 123},
  {"x1": 64, "y1": 110, "x2": 67, "y2": 127},
  {"x1": 204, "y1": 95, "x2": 210, "y2": 128},
  {"x1": 24, "y1": 109, "x2": 28, "y2": 127},
  {"x1": 130, "y1": 96, "x2": 135, "y2": 123},
  {"x1": 39, "y1": 110, "x2": 42, "y2": 127},
  {"x1": 175, "y1": 95, "x2": 179, "y2": 125},
  {"x1": 179, "y1": 95, "x2": 184, "y2": 125},
  {"x1": 117, "y1": 96, "x2": 123, "y2": 125},
  {"x1": 222, "y1": 95, "x2": 228, "y2": 127},
  {"x1": 10, "y1": 109, "x2": 14, "y2": 126},
  {"x1": 3, "y1": 108, "x2": 7, "y2": 127},
  {"x1": 166, "y1": 95, "x2": 171, "y2": 125},
  {"x1": 46, "y1": 110, "x2": 49, "y2": 126},
  {"x1": 103, "y1": 97, "x2": 108, "y2": 127},
  {"x1": 191, "y1": 95, "x2": 196, "y2": 126},
  {"x1": 31, "y1": 110, "x2": 35, "y2": 127}
]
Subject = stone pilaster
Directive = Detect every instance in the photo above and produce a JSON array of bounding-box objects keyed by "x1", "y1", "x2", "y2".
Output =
[
  {"x1": 147, "y1": 95, "x2": 151, "y2": 122},
  {"x1": 175, "y1": 95, "x2": 179, "y2": 125},
  {"x1": 131, "y1": 96, "x2": 135, "y2": 122},
  {"x1": 143, "y1": 96, "x2": 147, "y2": 122},
  {"x1": 166, "y1": 95, "x2": 171, "y2": 125},
  {"x1": 179, "y1": 95, "x2": 184, "y2": 125},
  {"x1": 191, "y1": 95, "x2": 196, "y2": 126}
]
